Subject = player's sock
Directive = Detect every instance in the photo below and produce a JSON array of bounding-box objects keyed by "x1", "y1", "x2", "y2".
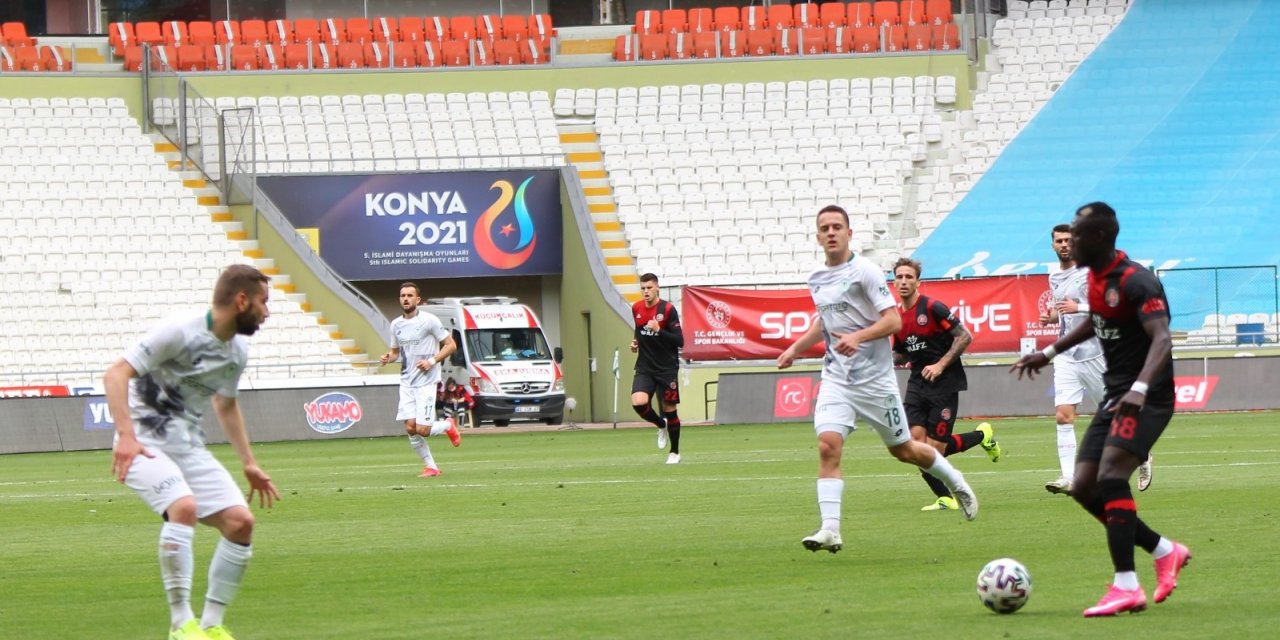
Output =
[
  {"x1": 201, "y1": 538, "x2": 252, "y2": 629},
  {"x1": 159, "y1": 522, "x2": 196, "y2": 629},
  {"x1": 427, "y1": 419, "x2": 451, "y2": 437},
  {"x1": 922, "y1": 451, "x2": 965, "y2": 489},
  {"x1": 633, "y1": 403, "x2": 664, "y2": 427},
  {"x1": 817, "y1": 478, "x2": 843, "y2": 532},
  {"x1": 1152, "y1": 537, "x2": 1175, "y2": 559},
  {"x1": 1113, "y1": 571, "x2": 1140, "y2": 591},
  {"x1": 945, "y1": 431, "x2": 984, "y2": 455},
  {"x1": 1056, "y1": 423, "x2": 1077, "y2": 481},
  {"x1": 1100, "y1": 477, "x2": 1138, "y2": 575},
  {"x1": 662, "y1": 411, "x2": 681, "y2": 454},
  {"x1": 921, "y1": 469, "x2": 951, "y2": 498},
  {"x1": 409, "y1": 434, "x2": 436, "y2": 468},
  {"x1": 1084, "y1": 492, "x2": 1162, "y2": 553}
]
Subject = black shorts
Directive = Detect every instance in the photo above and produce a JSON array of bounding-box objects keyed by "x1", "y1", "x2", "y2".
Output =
[
  {"x1": 903, "y1": 386, "x2": 959, "y2": 442},
  {"x1": 1078, "y1": 395, "x2": 1173, "y2": 463},
  {"x1": 633, "y1": 371, "x2": 680, "y2": 405}
]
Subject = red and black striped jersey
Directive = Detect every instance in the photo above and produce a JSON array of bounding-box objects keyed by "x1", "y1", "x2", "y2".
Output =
[
  {"x1": 894, "y1": 294, "x2": 968, "y2": 394},
  {"x1": 1087, "y1": 251, "x2": 1174, "y2": 400},
  {"x1": 633, "y1": 298, "x2": 683, "y2": 375}
]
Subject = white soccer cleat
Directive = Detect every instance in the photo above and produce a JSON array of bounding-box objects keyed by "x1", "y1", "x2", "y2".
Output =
[
  {"x1": 1137, "y1": 455, "x2": 1153, "y2": 492},
  {"x1": 952, "y1": 484, "x2": 979, "y2": 521},
  {"x1": 657, "y1": 425, "x2": 669, "y2": 449},
  {"x1": 802, "y1": 529, "x2": 843, "y2": 553},
  {"x1": 1045, "y1": 478, "x2": 1072, "y2": 495},
  {"x1": 666, "y1": 452, "x2": 681, "y2": 465}
]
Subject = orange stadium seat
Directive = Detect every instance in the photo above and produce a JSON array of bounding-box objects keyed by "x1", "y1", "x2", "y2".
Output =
[
  {"x1": 374, "y1": 17, "x2": 399, "y2": 42},
  {"x1": 336, "y1": 42, "x2": 364, "y2": 67},
  {"x1": 320, "y1": 18, "x2": 345, "y2": 45},
  {"x1": 40, "y1": 45, "x2": 71, "y2": 71},
  {"x1": 266, "y1": 19, "x2": 291, "y2": 44},
  {"x1": 848, "y1": 3, "x2": 874, "y2": 28},
  {"x1": 635, "y1": 10, "x2": 661, "y2": 35},
  {"x1": 688, "y1": 8, "x2": 714, "y2": 33},
  {"x1": 189, "y1": 21, "x2": 215, "y2": 46},
  {"x1": 529, "y1": 14, "x2": 555, "y2": 39},
  {"x1": 121, "y1": 45, "x2": 143, "y2": 71},
  {"x1": 719, "y1": 30, "x2": 745, "y2": 57},
  {"x1": 388, "y1": 40, "x2": 416, "y2": 67},
  {"x1": 662, "y1": 9, "x2": 686, "y2": 35},
  {"x1": 418, "y1": 41, "x2": 441, "y2": 67},
  {"x1": 528, "y1": 35, "x2": 551, "y2": 59},
  {"x1": 884, "y1": 24, "x2": 908, "y2": 51},
  {"x1": 640, "y1": 34, "x2": 666, "y2": 60},
  {"x1": 478, "y1": 15, "x2": 502, "y2": 42},
  {"x1": 873, "y1": 1, "x2": 900, "y2": 26},
  {"x1": 283, "y1": 42, "x2": 310, "y2": 68},
  {"x1": 522, "y1": 38, "x2": 548, "y2": 64},
  {"x1": 231, "y1": 44, "x2": 259, "y2": 70},
  {"x1": 742, "y1": 6, "x2": 767, "y2": 31},
  {"x1": 473, "y1": 38, "x2": 493, "y2": 65},
  {"x1": 161, "y1": 20, "x2": 188, "y2": 46},
  {"x1": 501, "y1": 16, "x2": 527, "y2": 42},
  {"x1": 827, "y1": 25, "x2": 852, "y2": 53},
  {"x1": 795, "y1": 3, "x2": 821, "y2": 28},
  {"x1": 852, "y1": 26, "x2": 879, "y2": 52},
  {"x1": 775, "y1": 28, "x2": 799, "y2": 55},
  {"x1": 667, "y1": 31, "x2": 693, "y2": 59},
  {"x1": 214, "y1": 20, "x2": 239, "y2": 45},
  {"x1": 293, "y1": 18, "x2": 320, "y2": 44},
  {"x1": 3, "y1": 46, "x2": 40, "y2": 70},
  {"x1": 800, "y1": 27, "x2": 826, "y2": 54},
  {"x1": 204, "y1": 44, "x2": 227, "y2": 70},
  {"x1": 768, "y1": 5, "x2": 793, "y2": 31},
  {"x1": 907, "y1": 24, "x2": 931, "y2": 50},
  {"x1": 932, "y1": 22, "x2": 960, "y2": 49},
  {"x1": 926, "y1": 0, "x2": 953, "y2": 25},
  {"x1": 450, "y1": 16, "x2": 476, "y2": 42},
  {"x1": 693, "y1": 31, "x2": 716, "y2": 58},
  {"x1": 820, "y1": 2, "x2": 846, "y2": 28},
  {"x1": 258, "y1": 43, "x2": 284, "y2": 69},
  {"x1": 493, "y1": 38, "x2": 520, "y2": 65},
  {"x1": 746, "y1": 29, "x2": 773, "y2": 56},
  {"x1": 424, "y1": 16, "x2": 450, "y2": 43},
  {"x1": 347, "y1": 17, "x2": 373, "y2": 45},
  {"x1": 2, "y1": 22, "x2": 35, "y2": 46},
  {"x1": 310, "y1": 42, "x2": 335, "y2": 68},
  {"x1": 713, "y1": 7, "x2": 739, "y2": 32},
  {"x1": 901, "y1": 0, "x2": 927, "y2": 26},
  {"x1": 135, "y1": 22, "x2": 164, "y2": 46},
  {"x1": 442, "y1": 38, "x2": 470, "y2": 65},
  {"x1": 614, "y1": 34, "x2": 635, "y2": 61},
  {"x1": 364, "y1": 41, "x2": 390, "y2": 67},
  {"x1": 241, "y1": 19, "x2": 269, "y2": 46},
  {"x1": 109, "y1": 22, "x2": 135, "y2": 55},
  {"x1": 398, "y1": 17, "x2": 423, "y2": 42},
  {"x1": 148, "y1": 44, "x2": 174, "y2": 70},
  {"x1": 175, "y1": 45, "x2": 204, "y2": 71}
]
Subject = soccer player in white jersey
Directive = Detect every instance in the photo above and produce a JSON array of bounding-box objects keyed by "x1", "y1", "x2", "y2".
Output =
[
  {"x1": 1042, "y1": 225, "x2": 1152, "y2": 494},
  {"x1": 778, "y1": 205, "x2": 979, "y2": 553},
  {"x1": 105, "y1": 265, "x2": 281, "y2": 640},
  {"x1": 378, "y1": 282, "x2": 461, "y2": 476}
]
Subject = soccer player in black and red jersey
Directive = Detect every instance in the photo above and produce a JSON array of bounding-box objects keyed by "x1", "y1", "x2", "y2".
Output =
[
  {"x1": 892, "y1": 258, "x2": 1003, "y2": 513},
  {"x1": 630, "y1": 273, "x2": 685, "y2": 464},
  {"x1": 1012, "y1": 202, "x2": 1191, "y2": 617}
]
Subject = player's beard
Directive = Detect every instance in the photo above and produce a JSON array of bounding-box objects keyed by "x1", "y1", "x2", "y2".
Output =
[{"x1": 235, "y1": 309, "x2": 263, "y2": 336}]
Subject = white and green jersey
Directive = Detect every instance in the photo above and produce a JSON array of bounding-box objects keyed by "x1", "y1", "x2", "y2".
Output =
[
  {"x1": 389, "y1": 310, "x2": 449, "y2": 389},
  {"x1": 807, "y1": 255, "x2": 898, "y2": 390},
  {"x1": 123, "y1": 310, "x2": 248, "y2": 453},
  {"x1": 1049, "y1": 265, "x2": 1103, "y2": 363}
]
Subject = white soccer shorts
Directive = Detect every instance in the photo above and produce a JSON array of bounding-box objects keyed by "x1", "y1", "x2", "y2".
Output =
[
  {"x1": 1053, "y1": 356, "x2": 1107, "y2": 408},
  {"x1": 124, "y1": 446, "x2": 247, "y2": 519},
  {"x1": 396, "y1": 384, "x2": 438, "y2": 423},
  {"x1": 812, "y1": 379, "x2": 913, "y2": 447}
]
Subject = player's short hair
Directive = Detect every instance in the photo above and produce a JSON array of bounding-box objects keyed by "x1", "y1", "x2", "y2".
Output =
[
  {"x1": 816, "y1": 204, "x2": 849, "y2": 226},
  {"x1": 1052, "y1": 223, "x2": 1071, "y2": 235},
  {"x1": 213, "y1": 264, "x2": 269, "y2": 307},
  {"x1": 639, "y1": 273, "x2": 659, "y2": 285},
  {"x1": 893, "y1": 257, "x2": 922, "y2": 278},
  {"x1": 399, "y1": 282, "x2": 421, "y2": 297},
  {"x1": 1075, "y1": 201, "x2": 1119, "y2": 242}
]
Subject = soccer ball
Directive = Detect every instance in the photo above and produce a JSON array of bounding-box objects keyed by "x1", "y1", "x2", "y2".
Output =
[{"x1": 976, "y1": 558, "x2": 1032, "y2": 614}]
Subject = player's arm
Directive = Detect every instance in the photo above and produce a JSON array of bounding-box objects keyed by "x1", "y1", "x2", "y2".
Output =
[
  {"x1": 435, "y1": 333, "x2": 457, "y2": 364},
  {"x1": 778, "y1": 315, "x2": 824, "y2": 369},
  {"x1": 658, "y1": 304, "x2": 685, "y2": 349},
  {"x1": 211, "y1": 394, "x2": 280, "y2": 508},
  {"x1": 931, "y1": 301, "x2": 971, "y2": 369},
  {"x1": 1011, "y1": 317, "x2": 1094, "y2": 379},
  {"x1": 105, "y1": 358, "x2": 151, "y2": 482},
  {"x1": 1114, "y1": 278, "x2": 1173, "y2": 417}
]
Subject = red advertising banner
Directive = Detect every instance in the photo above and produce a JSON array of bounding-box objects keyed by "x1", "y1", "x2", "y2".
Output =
[
  {"x1": 0, "y1": 385, "x2": 72, "y2": 398},
  {"x1": 1173, "y1": 376, "x2": 1218, "y2": 410},
  {"x1": 682, "y1": 275, "x2": 1058, "y2": 360}
]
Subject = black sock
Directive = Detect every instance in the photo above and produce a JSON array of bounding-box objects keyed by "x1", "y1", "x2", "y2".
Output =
[
  {"x1": 921, "y1": 470, "x2": 950, "y2": 498},
  {"x1": 1099, "y1": 478, "x2": 1138, "y2": 573},
  {"x1": 1083, "y1": 488, "x2": 1160, "y2": 553},
  {"x1": 944, "y1": 431, "x2": 984, "y2": 456},
  {"x1": 633, "y1": 403, "x2": 663, "y2": 427},
  {"x1": 663, "y1": 411, "x2": 681, "y2": 454}
]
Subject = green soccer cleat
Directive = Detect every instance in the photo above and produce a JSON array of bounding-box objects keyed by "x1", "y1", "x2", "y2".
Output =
[
  {"x1": 203, "y1": 625, "x2": 237, "y2": 640},
  {"x1": 168, "y1": 620, "x2": 211, "y2": 640},
  {"x1": 977, "y1": 422, "x2": 1003, "y2": 462},
  {"x1": 921, "y1": 496, "x2": 958, "y2": 511}
]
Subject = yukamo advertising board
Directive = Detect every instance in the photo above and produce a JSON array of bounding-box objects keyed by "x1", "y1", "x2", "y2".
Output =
[{"x1": 258, "y1": 171, "x2": 563, "y2": 280}]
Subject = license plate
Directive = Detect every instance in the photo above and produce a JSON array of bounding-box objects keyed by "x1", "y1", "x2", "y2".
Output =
[{"x1": 515, "y1": 405, "x2": 539, "y2": 413}]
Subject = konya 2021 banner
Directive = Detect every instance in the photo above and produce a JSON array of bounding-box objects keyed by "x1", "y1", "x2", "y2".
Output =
[
  {"x1": 681, "y1": 275, "x2": 1059, "y2": 360},
  {"x1": 257, "y1": 170, "x2": 562, "y2": 280}
]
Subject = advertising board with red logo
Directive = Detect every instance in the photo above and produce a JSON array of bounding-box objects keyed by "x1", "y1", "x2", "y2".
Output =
[
  {"x1": 1173, "y1": 376, "x2": 1218, "y2": 410},
  {"x1": 682, "y1": 276, "x2": 1055, "y2": 360},
  {"x1": 304, "y1": 392, "x2": 364, "y2": 434},
  {"x1": 0, "y1": 385, "x2": 71, "y2": 398}
]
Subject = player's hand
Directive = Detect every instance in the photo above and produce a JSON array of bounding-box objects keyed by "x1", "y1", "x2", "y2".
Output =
[
  {"x1": 1055, "y1": 300, "x2": 1080, "y2": 314},
  {"x1": 1112, "y1": 390, "x2": 1146, "y2": 421},
  {"x1": 922, "y1": 363, "x2": 945, "y2": 382},
  {"x1": 777, "y1": 347, "x2": 797, "y2": 369},
  {"x1": 1009, "y1": 353, "x2": 1049, "y2": 380},
  {"x1": 379, "y1": 352, "x2": 392, "y2": 365},
  {"x1": 243, "y1": 464, "x2": 281, "y2": 509},
  {"x1": 415, "y1": 358, "x2": 432, "y2": 371},
  {"x1": 830, "y1": 332, "x2": 862, "y2": 357},
  {"x1": 111, "y1": 434, "x2": 154, "y2": 483},
  {"x1": 1038, "y1": 313, "x2": 1052, "y2": 326},
  {"x1": 629, "y1": 339, "x2": 639, "y2": 353},
  {"x1": 644, "y1": 319, "x2": 661, "y2": 332}
]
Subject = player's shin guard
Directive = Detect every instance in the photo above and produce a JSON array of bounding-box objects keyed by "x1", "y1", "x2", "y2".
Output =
[
  {"x1": 159, "y1": 522, "x2": 196, "y2": 628},
  {"x1": 633, "y1": 403, "x2": 663, "y2": 427},
  {"x1": 201, "y1": 538, "x2": 252, "y2": 628},
  {"x1": 1099, "y1": 478, "x2": 1139, "y2": 573},
  {"x1": 945, "y1": 431, "x2": 984, "y2": 455},
  {"x1": 1083, "y1": 491, "x2": 1161, "y2": 553},
  {"x1": 662, "y1": 411, "x2": 681, "y2": 454}
]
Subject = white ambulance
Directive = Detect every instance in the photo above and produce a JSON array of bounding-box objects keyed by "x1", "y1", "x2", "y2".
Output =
[{"x1": 421, "y1": 297, "x2": 566, "y2": 426}]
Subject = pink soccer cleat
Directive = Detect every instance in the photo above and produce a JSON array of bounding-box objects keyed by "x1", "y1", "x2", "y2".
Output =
[
  {"x1": 418, "y1": 467, "x2": 441, "y2": 478},
  {"x1": 1153, "y1": 542, "x2": 1191, "y2": 603},
  {"x1": 445, "y1": 418, "x2": 462, "y2": 447},
  {"x1": 1083, "y1": 584, "x2": 1147, "y2": 617}
]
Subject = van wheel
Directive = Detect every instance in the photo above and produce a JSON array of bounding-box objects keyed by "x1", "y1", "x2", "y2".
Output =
[
  {"x1": 544, "y1": 414, "x2": 563, "y2": 426},
  {"x1": 494, "y1": 419, "x2": 510, "y2": 427}
]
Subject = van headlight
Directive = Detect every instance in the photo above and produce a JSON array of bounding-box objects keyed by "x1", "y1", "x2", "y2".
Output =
[
  {"x1": 478, "y1": 378, "x2": 500, "y2": 394},
  {"x1": 552, "y1": 378, "x2": 564, "y2": 392}
]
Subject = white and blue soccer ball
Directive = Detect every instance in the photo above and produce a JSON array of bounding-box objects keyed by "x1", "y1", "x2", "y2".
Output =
[{"x1": 976, "y1": 558, "x2": 1032, "y2": 614}]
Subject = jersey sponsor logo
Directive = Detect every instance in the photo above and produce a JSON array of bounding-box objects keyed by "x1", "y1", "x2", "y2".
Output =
[
  {"x1": 773, "y1": 376, "x2": 814, "y2": 418},
  {"x1": 1174, "y1": 375, "x2": 1218, "y2": 410},
  {"x1": 705, "y1": 300, "x2": 733, "y2": 329},
  {"x1": 1105, "y1": 288, "x2": 1120, "y2": 307},
  {"x1": 303, "y1": 392, "x2": 364, "y2": 434},
  {"x1": 903, "y1": 334, "x2": 927, "y2": 353}
]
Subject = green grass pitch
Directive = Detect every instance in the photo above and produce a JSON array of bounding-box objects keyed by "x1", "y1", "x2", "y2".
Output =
[{"x1": 2, "y1": 412, "x2": 1278, "y2": 639}]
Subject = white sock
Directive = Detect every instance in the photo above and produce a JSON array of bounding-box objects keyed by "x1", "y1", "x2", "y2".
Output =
[
  {"x1": 817, "y1": 478, "x2": 843, "y2": 532},
  {"x1": 1152, "y1": 537, "x2": 1174, "y2": 559},
  {"x1": 409, "y1": 434, "x2": 436, "y2": 468},
  {"x1": 427, "y1": 419, "x2": 451, "y2": 437},
  {"x1": 159, "y1": 522, "x2": 196, "y2": 629},
  {"x1": 1114, "y1": 571, "x2": 1139, "y2": 590},
  {"x1": 1056, "y1": 423, "x2": 1078, "y2": 481},
  {"x1": 201, "y1": 538, "x2": 253, "y2": 628},
  {"x1": 922, "y1": 451, "x2": 966, "y2": 491}
]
